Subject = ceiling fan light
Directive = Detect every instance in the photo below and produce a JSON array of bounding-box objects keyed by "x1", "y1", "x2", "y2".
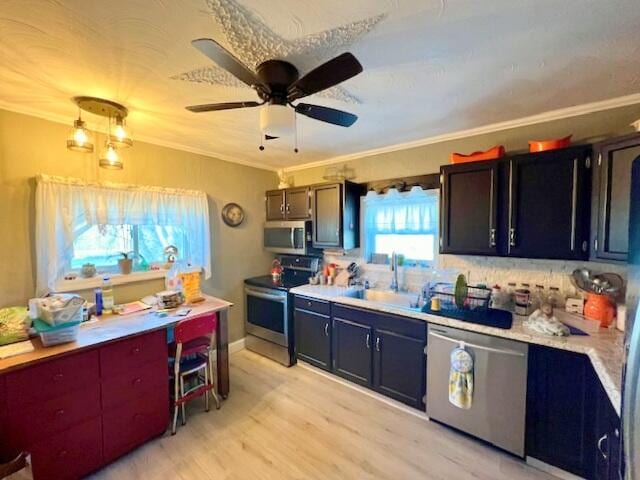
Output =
[
  {"x1": 98, "y1": 142, "x2": 123, "y2": 170},
  {"x1": 66, "y1": 118, "x2": 94, "y2": 153},
  {"x1": 260, "y1": 104, "x2": 294, "y2": 137},
  {"x1": 112, "y1": 116, "x2": 133, "y2": 148}
]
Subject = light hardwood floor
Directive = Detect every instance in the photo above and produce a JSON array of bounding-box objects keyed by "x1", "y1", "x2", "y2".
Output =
[{"x1": 91, "y1": 350, "x2": 554, "y2": 480}]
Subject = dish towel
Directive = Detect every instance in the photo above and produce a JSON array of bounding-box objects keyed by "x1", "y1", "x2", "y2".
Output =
[{"x1": 449, "y1": 346, "x2": 474, "y2": 409}]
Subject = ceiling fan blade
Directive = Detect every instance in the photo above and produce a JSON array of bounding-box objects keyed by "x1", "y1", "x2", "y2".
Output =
[
  {"x1": 295, "y1": 103, "x2": 358, "y2": 127},
  {"x1": 288, "y1": 53, "x2": 363, "y2": 101},
  {"x1": 191, "y1": 38, "x2": 267, "y2": 91},
  {"x1": 186, "y1": 101, "x2": 261, "y2": 113}
]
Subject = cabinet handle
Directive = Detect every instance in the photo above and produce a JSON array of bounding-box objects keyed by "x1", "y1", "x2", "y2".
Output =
[
  {"x1": 509, "y1": 228, "x2": 516, "y2": 247},
  {"x1": 375, "y1": 337, "x2": 380, "y2": 352},
  {"x1": 366, "y1": 333, "x2": 371, "y2": 349},
  {"x1": 324, "y1": 323, "x2": 329, "y2": 337},
  {"x1": 597, "y1": 433, "x2": 609, "y2": 459},
  {"x1": 286, "y1": 204, "x2": 290, "y2": 214},
  {"x1": 280, "y1": 203, "x2": 284, "y2": 214},
  {"x1": 307, "y1": 300, "x2": 312, "y2": 307},
  {"x1": 489, "y1": 228, "x2": 496, "y2": 248},
  {"x1": 570, "y1": 157, "x2": 578, "y2": 252}
]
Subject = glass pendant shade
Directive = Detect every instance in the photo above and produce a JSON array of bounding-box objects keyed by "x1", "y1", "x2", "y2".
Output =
[
  {"x1": 98, "y1": 141, "x2": 123, "y2": 170},
  {"x1": 112, "y1": 116, "x2": 133, "y2": 148},
  {"x1": 66, "y1": 118, "x2": 94, "y2": 153},
  {"x1": 259, "y1": 104, "x2": 294, "y2": 137}
]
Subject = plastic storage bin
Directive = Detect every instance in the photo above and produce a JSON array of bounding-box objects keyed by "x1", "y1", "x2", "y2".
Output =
[{"x1": 33, "y1": 318, "x2": 81, "y2": 346}]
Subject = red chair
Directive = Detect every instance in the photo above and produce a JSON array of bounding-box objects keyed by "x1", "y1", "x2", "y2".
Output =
[{"x1": 168, "y1": 314, "x2": 220, "y2": 435}]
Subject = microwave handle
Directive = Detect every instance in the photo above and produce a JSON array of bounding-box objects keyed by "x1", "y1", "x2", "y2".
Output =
[{"x1": 291, "y1": 229, "x2": 296, "y2": 248}]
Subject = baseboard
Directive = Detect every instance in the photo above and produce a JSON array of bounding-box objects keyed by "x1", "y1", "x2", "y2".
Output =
[
  {"x1": 525, "y1": 457, "x2": 583, "y2": 480},
  {"x1": 297, "y1": 360, "x2": 430, "y2": 422},
  {"x1": 229, "y1": 337, "x2": 245, "y2": 355}
]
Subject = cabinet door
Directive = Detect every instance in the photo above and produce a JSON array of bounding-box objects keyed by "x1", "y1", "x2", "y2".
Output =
[
  {"x1": 526, "y1": 345, "x2": 597, "y2": 478},
  {"x1": 373, "y1": 328, "x2": 425, "y2": 408},
  {"x1": 312, "y1": 183, "x2": 342, "y2": 247},
  {"x1": 332, "y1": 317, "x2": 372, "y2": 387},
  {"x1": 592, "y1": 135, "x2": 640, "y2": 262},
  {"x1": 440, "y1": 160, "x2": 499, "y2": 255},
  {"x1": 285, "y1": 187, "x2": 311, "y2": 220},
  {"x1": 266, "y1": 190, "x2": 285, "y2": 221},
  {"x1": 508, "y1": 148, "x2": 591, "y2": 259},
  {"x1": 595, "y1": 381, "x2": 622, "y2": 480},
  {"x1": 294, "y1": 308, "x2": 331, "y2": 370}
]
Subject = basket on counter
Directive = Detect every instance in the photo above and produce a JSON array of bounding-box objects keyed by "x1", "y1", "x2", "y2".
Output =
[
  {"x1": 33, "y1": 318, "x2": 81, "y2": 347},
  {"x1": 429, "y1": 282, "x2": 491, "y2": 311}
]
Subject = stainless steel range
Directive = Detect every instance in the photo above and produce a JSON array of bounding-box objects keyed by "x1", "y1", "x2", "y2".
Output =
[{"x1": 244, "y1": 255, "x2": 319, "y2": 366}]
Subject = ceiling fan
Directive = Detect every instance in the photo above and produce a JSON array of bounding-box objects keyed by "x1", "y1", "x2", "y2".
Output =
[{"x1": 185, "y1": 38, "x2": 363, "y2": 143}]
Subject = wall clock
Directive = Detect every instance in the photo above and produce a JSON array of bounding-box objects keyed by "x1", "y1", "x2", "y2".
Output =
[{"x1": 221, "y1": 203, "x2": 245, "y2": 227}]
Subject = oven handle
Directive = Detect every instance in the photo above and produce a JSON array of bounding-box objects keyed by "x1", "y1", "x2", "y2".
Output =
[{"x1": 245, "y1": 289, "x2": 287, "y2": 303}]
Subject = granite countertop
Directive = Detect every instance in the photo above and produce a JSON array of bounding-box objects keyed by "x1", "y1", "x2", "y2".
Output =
[{"x1": 290, "y1": 284, "x2": 625, "y2": 415}]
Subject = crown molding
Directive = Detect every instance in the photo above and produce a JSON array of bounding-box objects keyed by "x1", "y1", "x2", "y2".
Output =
[
  {"x1": 0, "y1": 100, "x2": 279, "y2": 172},
  {"x1": 282, "y1": 93, "x2": 640, "y2": 173}
]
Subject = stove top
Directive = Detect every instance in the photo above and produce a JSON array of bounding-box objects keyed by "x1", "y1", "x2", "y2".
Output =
[{"x1": 244, "y1": 274, "x2": 310, "y2": 292}]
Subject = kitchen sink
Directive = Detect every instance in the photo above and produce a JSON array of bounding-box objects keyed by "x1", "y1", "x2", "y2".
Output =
[{"x1": 344, "y1": 289, "x2": 421, "y2": 310}]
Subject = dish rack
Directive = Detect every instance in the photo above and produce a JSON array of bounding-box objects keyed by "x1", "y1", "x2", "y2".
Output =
[{"x1": 429, "y1": 282, "x2": 491, "y2": 311}]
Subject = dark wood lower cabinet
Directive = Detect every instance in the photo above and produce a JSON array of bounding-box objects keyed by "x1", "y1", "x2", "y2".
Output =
[
  {"x1": 526, "y1": 345, "x2": 599, "y2": 479},
  {"x1": 595, "y1": 380, "x2": 622, "y2": 480},
  {"x1": 294, "y1": 308, "x2": 331, "y2": 370},
  {"x1": 373, "y1": 328, "x2": 426, "y2": 409},
  {"x1": 294, "y1": 298, "x2": 427, "y2": 410},
  {"x1": 332, "y1": 317, "x2": 373, "y2": 387}
]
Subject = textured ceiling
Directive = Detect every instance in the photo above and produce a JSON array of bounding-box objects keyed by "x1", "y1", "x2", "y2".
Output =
[{"x1": 1, "y1": 0, "x2": 639, "y2": 170}]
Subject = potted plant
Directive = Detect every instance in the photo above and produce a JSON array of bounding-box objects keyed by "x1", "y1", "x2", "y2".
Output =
[{"x1": 117, "y1": 251, "x2": 136, "y2": 275}]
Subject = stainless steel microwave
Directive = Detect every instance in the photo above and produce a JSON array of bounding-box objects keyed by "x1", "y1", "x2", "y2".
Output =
[{"x1": 264, "y1": 221, "x2": 317, "y2": 255}]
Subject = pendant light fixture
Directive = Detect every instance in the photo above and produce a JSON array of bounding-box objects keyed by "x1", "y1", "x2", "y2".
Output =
[
  {"x1": 66, "y1": 96, "x2": 132, "y2": 169},
  {"x1": 112, "y1": 115, "x2": 133, "y2": 148},
  {"x1": 98, "y1": 115, "x2": 123, "y2": 170},
  {"x1": 66, "y1": 109, "x2": 94, "y2": 153}
]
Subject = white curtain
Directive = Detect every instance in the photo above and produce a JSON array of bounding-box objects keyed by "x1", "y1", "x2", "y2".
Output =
[
  {"x1": 35, "y1": 175, "x2": 211, "y2": 294},
  {"x1": 363, "y1": 189, "x2": 439, "y2": 262}
]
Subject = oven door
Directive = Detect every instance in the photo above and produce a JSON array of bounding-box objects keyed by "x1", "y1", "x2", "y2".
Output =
[
  {"x1": 263, "y1": 221, "x2": 306, "y2": 254},
  {"x1": 244, "y1": 286, "x2": 289, "y2": 346}
]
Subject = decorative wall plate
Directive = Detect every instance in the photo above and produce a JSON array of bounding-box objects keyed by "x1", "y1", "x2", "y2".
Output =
[{"x1": 221, "y1": 202, "x2": 245, "y2": 227}]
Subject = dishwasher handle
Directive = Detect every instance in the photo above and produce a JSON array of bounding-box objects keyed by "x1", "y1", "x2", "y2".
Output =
[{"x1": 428, "y1": 331, "x2": 525, "y2": 357}]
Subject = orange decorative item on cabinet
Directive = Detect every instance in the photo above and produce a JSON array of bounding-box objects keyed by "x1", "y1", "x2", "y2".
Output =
[
  {"x1": 583, "y1": 292, "x2": 616, "y2": 327},
  {"x1": 450, "y1": 145, "x2": 505, "y2": 164},
  {"x1": 528, "y1": 135, "x2": 572, "y2": 152}
]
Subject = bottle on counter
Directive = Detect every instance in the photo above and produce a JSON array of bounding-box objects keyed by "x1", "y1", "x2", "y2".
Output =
[
  {"x1": 532, "y1": 284, "x2": 545, "y2": 311},
  {"x1": 506, "y1": 282, "x2": 517, "y2": 311},
  {"x1": 94, "y1": 287, "x2": 103, "y2": 316},
  {"x1": 102, "y1": 276, "x2": 114, "y2": 314},
  {"x1": 547, "y1": 287, "x2": 564, "y2": 308}
]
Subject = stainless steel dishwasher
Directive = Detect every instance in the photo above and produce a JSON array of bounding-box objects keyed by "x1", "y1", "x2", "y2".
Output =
[{"x1": 426, "y1": 324, "x2": 529, "y2": 457}]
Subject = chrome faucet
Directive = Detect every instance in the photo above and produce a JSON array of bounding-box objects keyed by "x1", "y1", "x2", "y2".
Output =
[{"x1": 390, "y1": 252, "x2": 399, "y2": 292}]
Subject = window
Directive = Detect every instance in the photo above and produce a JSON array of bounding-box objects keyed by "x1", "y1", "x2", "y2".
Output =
[
  {"x1": 35, "y1": 175, "x2": 211, "y2": 294},
  {"x1": 363, "y1": 188, "x2": 439, "y2": 266},
  {"x1": 70, "y1": 224, "x2": 188, "y2": 270}
]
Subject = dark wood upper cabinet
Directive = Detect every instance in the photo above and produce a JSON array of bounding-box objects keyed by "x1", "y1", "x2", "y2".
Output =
[
  {"x1": 311, "y1": 181, "x2": 364, "y2": 249},
  {"x1": 440, "y1": 146, "x2": 592, "y2": 260},
  {"x1": 440, "y1": 160, "x2": 500, "y2": 255},
  {"x1": 265, "y1": 189, "x2": 286, "y2": 221},
  {"x1": 591, "y1": 133, "x2": 640, "y2": 263},
  {"x1": 507, "y1": 146, "x2": 592, "y2": 260},
  {"x1": 266, "y1": 187, "x2": 311, "y2": 221},
  {"x1": 285, "y1": 186, "x2": 311, "y2": 220}
]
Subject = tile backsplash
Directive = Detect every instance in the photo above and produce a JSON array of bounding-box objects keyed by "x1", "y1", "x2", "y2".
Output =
[{"x1": 324, "y1": 251, "x2": 627, "y2": 299}]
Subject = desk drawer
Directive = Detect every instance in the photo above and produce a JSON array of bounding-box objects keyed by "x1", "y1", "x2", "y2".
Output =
[
  {"x1": 103, "y1": 386, "x2": 168, "y2": 462},
  {"x1": 101, "y1": 359, "x2": 167, "y2": 410},
  {"x1": 100, "y1": 330, "x2": 166, "y2": 379},
  {"x1": 9, "y1": 384, "x2": 101, "y2": 447},
  {"x1": 30, "y1": 416, "x2": 102, "y2": 480},
  {"x1": 6, "y1": 350, "x2": 99, "y2": 408},
  {"x1": 294, "y1": 296, "x2": 330, "y2": 315}
]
